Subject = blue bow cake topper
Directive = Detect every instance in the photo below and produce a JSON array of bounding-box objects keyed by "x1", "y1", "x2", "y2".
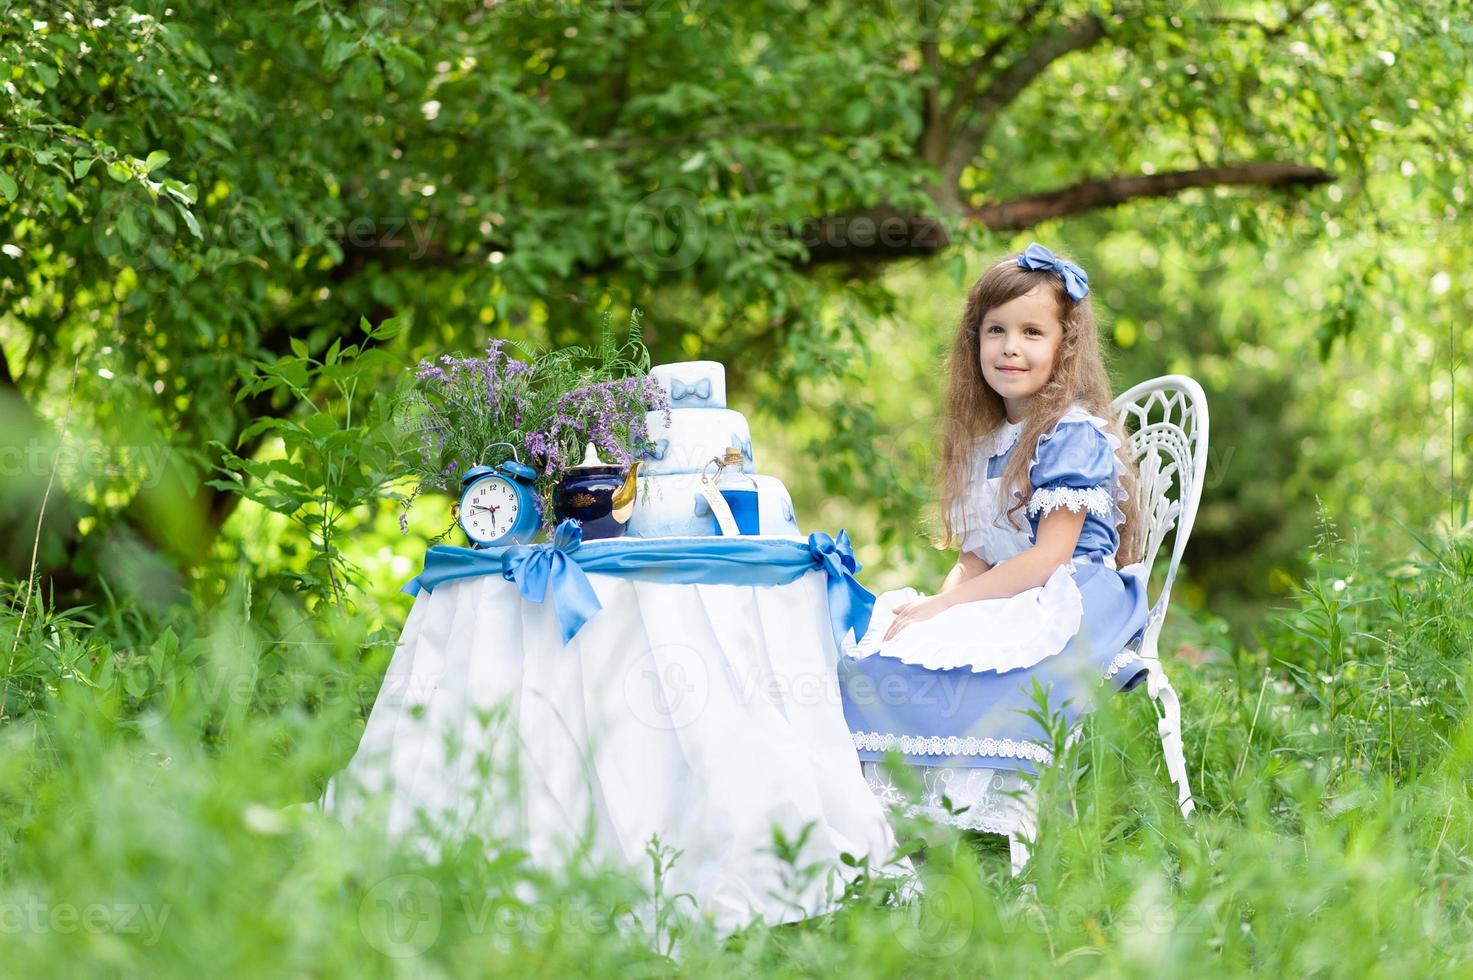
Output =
[
  {"x1": 671, "y1": 377, "x2": 712, "y2": 402},
  {"x1": 1017, "y1": 242, "x2": 1090, "y2": 301}
]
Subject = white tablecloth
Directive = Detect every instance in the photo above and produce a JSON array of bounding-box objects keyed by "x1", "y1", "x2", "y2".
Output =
[{"x1": 318, "y1": 561, "x2": 904, "y2": 933}]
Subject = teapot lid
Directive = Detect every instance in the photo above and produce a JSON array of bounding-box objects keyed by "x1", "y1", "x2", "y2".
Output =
[{"x1": 567, "y1": 442, "x2": 622, "y2": 472}]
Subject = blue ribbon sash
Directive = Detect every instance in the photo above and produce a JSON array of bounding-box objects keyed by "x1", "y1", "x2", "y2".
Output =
[{"x1": 403, "y1": 521, "x2": 874, "y2": 650}]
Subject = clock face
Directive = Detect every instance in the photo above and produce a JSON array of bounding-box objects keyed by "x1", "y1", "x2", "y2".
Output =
[{"x1": 460, "y1": 475, "x2": 520, "y2": 544}]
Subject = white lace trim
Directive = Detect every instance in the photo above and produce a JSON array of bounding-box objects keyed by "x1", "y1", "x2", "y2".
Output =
[
  {"x1": 1027, "y1": 405, "x2": 1131, "y2": 530},
  {"x1": 852, "y1": 731, "x2": 1055, "y2": 763},
  {"x1": 860, "y1": 762, "x2": 1032, "y2": 835},
  {"x1": 1026, "y1": 485, "x2": 1115, "y2": 520},
  {"x1": 972, "y1": 421, "x2": 1022, "y2": 460},
  {"x1": 1105, "y1": 650, "x2": 1141, "y2": 679}
]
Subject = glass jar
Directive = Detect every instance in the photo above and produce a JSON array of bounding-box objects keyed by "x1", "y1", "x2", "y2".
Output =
[{"x1": 704, "y1": 445, "x2": 760, "y2": 535}]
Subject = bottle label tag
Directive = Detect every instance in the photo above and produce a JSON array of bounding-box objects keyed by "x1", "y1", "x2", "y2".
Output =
[{"x1": 698, "y1": 481, "x2": 740, "y2": 536}]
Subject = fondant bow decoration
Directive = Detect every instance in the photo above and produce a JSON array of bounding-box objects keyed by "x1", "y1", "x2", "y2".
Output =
[
  {"x1": 502, "y1": 519, "x2": 603, "y2": 645},
  {"x1": 640, "y1": 438, "x2": 670, "y2": 461},
  {"x1": 733, "y1": 435, "x2": 753, "y2": 462},
  {"x1": 807, "y1": 529, "x2": 875, "y2": 653},
  {"x1": 1017, "y1": 242, "x2": 1090, "y2": 301},
  {"x1": 671, "y1": 377, "x2": 712, "y2": 401}
]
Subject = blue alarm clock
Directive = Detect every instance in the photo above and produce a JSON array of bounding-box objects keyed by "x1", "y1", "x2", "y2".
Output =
[{"x1": 456, "y1": 459, "x2": 542, "y2": 548}]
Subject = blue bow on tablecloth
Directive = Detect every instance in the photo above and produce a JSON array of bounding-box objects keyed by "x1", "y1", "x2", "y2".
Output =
[
  {"x1": 807, "y1": 530, "x2": 873, "y2": 652},
  {"x1": 500, "y1": 519, "x2": 603, "y2": 645},
  {"x1": 402, "y1": 522, "x2": 875, "y2": 650}
]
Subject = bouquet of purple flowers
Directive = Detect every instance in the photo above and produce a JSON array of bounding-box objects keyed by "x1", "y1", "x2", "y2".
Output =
[{"x1": 395, "y1": 308, "x2": 670, "y2": 535}]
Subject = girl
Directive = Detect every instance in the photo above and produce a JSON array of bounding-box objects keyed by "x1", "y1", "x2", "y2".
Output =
[{"x1": 839, "y1": 243, "x2": 1151, "y2": 833}]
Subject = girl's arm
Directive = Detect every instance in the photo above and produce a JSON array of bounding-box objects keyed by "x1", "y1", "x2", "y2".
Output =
[
  {"x1": 939, "y1": 550, "x2": 991, "y2": 594},
  {"x1": 940, "y1": 507, "x2": 1086, "y2": 605},
  {"x1": 883, "y1": 508, "x2": 1085, "y2": 641}
]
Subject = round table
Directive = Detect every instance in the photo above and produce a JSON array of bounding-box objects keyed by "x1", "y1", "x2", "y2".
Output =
[{"x1": 317, "y1": 532, "x2": 905, "y2": 934}]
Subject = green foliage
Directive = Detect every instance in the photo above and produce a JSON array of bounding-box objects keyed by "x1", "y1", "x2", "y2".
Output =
[
  {"x1": 1, "y1": 1, "x2": 1470, "y2": 972},
  {"x1": 3, "y1": 517, "x2": 1473, "y2": 973},
  {"x1": 1266, "y1": 509, "x2": 1473, "y2": 784},
  {"x1": 0, "y1": 583, "x2": 102, "y2": 724},
  {"x1": 207, "y1": 317, "x2": 405, "y2": 609},
  {"x1": 3, "y1": 0, "x2": 1469, "y2": 620}
]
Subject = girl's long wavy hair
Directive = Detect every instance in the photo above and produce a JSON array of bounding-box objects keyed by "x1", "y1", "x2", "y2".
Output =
[{"x1": 937, "y1": 249, "x2": 1144, "y2": 566}]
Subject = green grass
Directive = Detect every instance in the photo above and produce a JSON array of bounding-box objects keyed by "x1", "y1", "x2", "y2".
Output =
[{"x1": 3, "y1": 518, "x2": 1472, "y2": 977}]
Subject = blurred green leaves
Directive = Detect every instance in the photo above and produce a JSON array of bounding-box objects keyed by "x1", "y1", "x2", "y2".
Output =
[
  {"x1": 0, "y1": 0, "x2": 1467, "y2": 633},
  {"x1": 208, "y1": 318, "x2": 406, "y2": 610}
]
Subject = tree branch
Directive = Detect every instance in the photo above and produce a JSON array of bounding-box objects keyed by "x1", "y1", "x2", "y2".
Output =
[
  {"x1": 965, "y1": 161, "x2": 1334, "y2": 230},
  {"x1": 918, "y1": 31, "x2": 946, "y2": 167},
  {"x1": 795, "y1": 205, "x2": 951, "y2": 265},
  {"x1": 1206, "y1": 0, "x2": 1318, "y2": 38},
  {"x1": 581, "y1": 121, "x2": 809, "y2": 152},
  {"x1": 941, "y1": 14, "x2": 1108, "y2": 187},
  {"x1": 940, "y1": 0, "x2": 1050, "y2": 137}
]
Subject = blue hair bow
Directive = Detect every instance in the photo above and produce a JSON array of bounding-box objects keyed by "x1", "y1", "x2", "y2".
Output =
[{"x1": 1017, "y1": 242, "x2": 1089, "y2": 301}]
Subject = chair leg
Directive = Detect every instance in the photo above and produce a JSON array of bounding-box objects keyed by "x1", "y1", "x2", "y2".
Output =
[
  {"x1": 1008, "y1": 833, "x2": 1031, "y2": 876},
  {"x1": 1144, "y1": 657, "x2": 1196, "y2": 818},
  {"x1": 1006, "y1": 780, "x2": 1038, "y2": 876}
]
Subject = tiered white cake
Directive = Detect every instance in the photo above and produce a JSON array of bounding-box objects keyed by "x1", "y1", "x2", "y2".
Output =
[{"x1": 627, "y1": 360, "x2": 800, "y2": 538}]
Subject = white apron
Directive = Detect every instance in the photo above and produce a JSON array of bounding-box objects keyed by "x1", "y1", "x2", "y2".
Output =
[{"x1": 842, "y1": 456, "x2": 1088, "y2": 674}]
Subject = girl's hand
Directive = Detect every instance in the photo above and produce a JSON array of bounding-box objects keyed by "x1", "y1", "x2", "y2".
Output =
[{"x1": 883, "y1": 593, "x2": 954, "y2": 642}]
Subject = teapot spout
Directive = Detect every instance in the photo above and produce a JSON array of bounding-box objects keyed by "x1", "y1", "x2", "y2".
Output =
[{"x1": 610, "y1": 460, "x2": 640, "y2": 523}]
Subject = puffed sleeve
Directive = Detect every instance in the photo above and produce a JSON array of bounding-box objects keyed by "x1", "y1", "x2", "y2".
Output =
[{"x1": 1026, "y1": 418, "x2": 1119, "y2": 521}]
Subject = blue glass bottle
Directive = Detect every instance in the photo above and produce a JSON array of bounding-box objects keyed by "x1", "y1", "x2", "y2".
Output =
[{"x1": 711, "y1": 445, "x2": 760, "y2": 535}]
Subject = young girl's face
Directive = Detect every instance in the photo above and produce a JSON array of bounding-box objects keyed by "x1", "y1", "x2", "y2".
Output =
[{"x1": 978, "y1": 284, "x2": 1064, "y2": 421}]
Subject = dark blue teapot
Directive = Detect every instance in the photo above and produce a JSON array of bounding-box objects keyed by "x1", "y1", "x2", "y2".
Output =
[{"x1": 552, "y1": 442, "x2": 640, "y2": 541}]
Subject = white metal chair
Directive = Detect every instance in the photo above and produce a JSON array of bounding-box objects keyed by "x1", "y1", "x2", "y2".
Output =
[
  {"x1": 1110, "y1": 374, "x2": 1208, "y2": 820},
  {"x1": 1002, "y1": 376, "x2": 1207, "y2": 871}
]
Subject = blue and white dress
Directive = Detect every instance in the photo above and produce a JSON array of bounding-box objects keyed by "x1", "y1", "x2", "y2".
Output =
[{"x1": 839, "y1": 405, "x2": 1151, "y2": 832}]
